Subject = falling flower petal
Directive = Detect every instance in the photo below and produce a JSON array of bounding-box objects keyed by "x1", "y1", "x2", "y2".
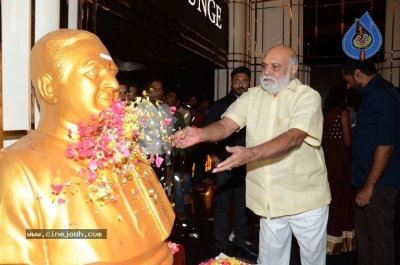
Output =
[
  {"x1": 123, "y1": 149, "x2": 130, "y2": 158},
  {"x1": 164, "y1": 118, "x2": 172, "y2": 126},
  {"x1": 88, "y1": 160, "x2": 97, "y2": 171},
  {"x1": 51, "y1": 184, "x2": 63, "y2": 195},
  {"x1": 65, "y1": 149, "x2": 75, "y2": 159},
  {"x1": 168, "y1": 241, "x2": 180, "y2": 254},
  {"x1": 63, "y1": 99, "x2": 172, "y2": 210},
  {"x1": 156, "y1": 156, "x2": 164, "y2": 168},
  {"x1": 169, "y1": 106, "x2": 176, "y2": 115},
  {"x1": 87, "y1": 171, "x2": 96, "y2": 183},
  {"x1": 57, "y1": 198, "x2": 66, "y2": 205}
]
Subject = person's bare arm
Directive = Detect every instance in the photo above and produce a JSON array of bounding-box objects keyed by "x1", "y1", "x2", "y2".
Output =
[
  {"x1": 356, "y1": 145, "x2": 394, "y2": 207},
  {"x1": 340, "y1": 109, "x2": 352, "y2": 147},
  {"x1": 170, "y1": 117, "x2": 240, "y2": 148},
  {"x1": 213, "y1": 128, "x2": 307, "y2": 172}
]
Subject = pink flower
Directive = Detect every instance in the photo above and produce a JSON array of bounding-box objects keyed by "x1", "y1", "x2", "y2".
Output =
[
  {"x1": 87, "y1": 171, "x2": 96, "y2": 183},
  {"x1": 83, "y1": 139, "x2": 95, "y2": 150},
  {"x1": 169, "y1": 106, "x2": 176, "y2": 115},
  {"x1": 78, "y1": 150, "x2": 88, "y2": 158},
  {"x1": 164, "y1": 118, "x2": 172, "y2": 126},
  {"x1": 88, "y1": 160, "x2": 97, "y2": 171},
  {"x1": 168, "y1": 241, "x2": 179, "y2": 255},
  {"x1": 102, "y1": 135, "x2": 112, "y2": 143},
  {"x1": 78, "y1": 127, "x2": 88, "y2": 137},
  {"x1": 123, "y1": 149, "x2": 130, "y2": 158},
  {"x1": 149, "y1": 154, "x2": 155, "y2": 163},
  {"x1": 65, "y1": 149, "x2": 75, "y2": 159},
  {"x1": 111, "y1": 101, "x2": 124, "y2": 113},
  {"x1": 156, "y1": 156, "x2": 164, "y2": 168},
  {"x1": 51, "y1": 184, "x2": 63, "y2": 195},
  {"x1": 57, "y1": 198, "x2": 66, "y2": 205},
  {"x1": 75, "y1": 141, "x2": 83, "y2": 150},
  {"x1": 65, "y1": 99, "x2": 172, "y2": 207},
  {"x1": 89, "y1": 150, "x2": 97, "y2": 159}
]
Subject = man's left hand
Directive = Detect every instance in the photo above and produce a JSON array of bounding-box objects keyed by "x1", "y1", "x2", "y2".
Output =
[
  {"x1": 212, "y1": 146, "x2": 253, "y2": 173},
  {"x1": 356, "y1": 186, "x2": 373, "y2": 207}
]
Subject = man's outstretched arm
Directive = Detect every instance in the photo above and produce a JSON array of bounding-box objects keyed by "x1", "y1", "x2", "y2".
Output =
[
  {"x1": 170, "y1": 117, "x2": 240, "y2": 148},
  {"x1": 213, "y1": 128, "x2": 307, "y2": 172}
]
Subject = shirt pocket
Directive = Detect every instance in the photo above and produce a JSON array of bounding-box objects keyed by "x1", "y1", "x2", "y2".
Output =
[{"x1": 276, "y1": 117, "x2": 290, "y2": 136}]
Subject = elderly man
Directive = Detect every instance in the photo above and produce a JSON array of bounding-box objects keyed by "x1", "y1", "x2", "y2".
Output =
[
  {"x1": 171, "y1": 44, "x2": 331, "y2": 265},
  {"x1": 0, "y1": 29, "x2": 174, "y2": 265}
]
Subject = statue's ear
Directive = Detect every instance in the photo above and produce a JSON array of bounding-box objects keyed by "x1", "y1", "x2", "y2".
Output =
[{"x1": 36, "y1": 74, "x2": 57, "y2": 104}]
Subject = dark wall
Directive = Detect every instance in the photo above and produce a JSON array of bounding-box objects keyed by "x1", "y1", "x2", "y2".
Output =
[
  {"x1": 117, "y1": 70, "x2": 215, "y2": 103},
  {"x1": 310, "y1": 65, "x2": 344, "y2": 106}
]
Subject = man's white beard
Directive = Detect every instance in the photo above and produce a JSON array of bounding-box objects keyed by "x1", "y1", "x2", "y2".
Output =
[{"x1": 260, "y1": 70, "x2": 291, "y2": 95}]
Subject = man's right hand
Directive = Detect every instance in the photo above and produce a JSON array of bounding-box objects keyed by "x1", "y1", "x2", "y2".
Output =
[{"x1": 170, "y1": 127, "x2": 202, "y2": 148}]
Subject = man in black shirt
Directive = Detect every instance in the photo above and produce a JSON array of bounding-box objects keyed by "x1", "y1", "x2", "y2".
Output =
[{"x1": 203, "y1": 67, "x2": 257, "y2": 260}]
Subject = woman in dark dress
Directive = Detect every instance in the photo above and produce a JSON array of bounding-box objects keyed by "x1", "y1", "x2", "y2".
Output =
[{"x1": 322, "y1": 84, "x2": 357, "y2": 255}]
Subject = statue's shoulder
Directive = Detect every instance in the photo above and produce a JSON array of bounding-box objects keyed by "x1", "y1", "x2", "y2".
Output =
[{"x1": 0, "y1": 131, "x2": 65, "y2": 177}]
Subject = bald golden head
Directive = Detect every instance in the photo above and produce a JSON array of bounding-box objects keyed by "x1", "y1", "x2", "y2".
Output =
[
  {"x1": 30, "y1": 29, "x2": 119, "y2": 127},
  {"x1": 30, "y1": 29, "x2": 99, "y2": 88}
]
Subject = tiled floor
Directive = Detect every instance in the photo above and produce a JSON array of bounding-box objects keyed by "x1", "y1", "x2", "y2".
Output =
[{"x1": 167, "y1": 177, "x2": 358, "y2": 265}]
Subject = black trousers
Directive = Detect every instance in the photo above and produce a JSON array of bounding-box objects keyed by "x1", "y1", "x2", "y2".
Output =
[
  {"x1": 355, "y1": 185, "x2": 399, "y2": 265},
  {"x1": 214, "y1": 166, "x2": 248, "y2": 249}
]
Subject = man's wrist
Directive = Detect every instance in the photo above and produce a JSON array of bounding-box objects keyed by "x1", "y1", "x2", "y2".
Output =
[
  {"x1": 195, "y1": 127, "x2": 202, "y2": 143},
  {"x1": 249, "y1": 148, "x2": 257, "y2": 161}
]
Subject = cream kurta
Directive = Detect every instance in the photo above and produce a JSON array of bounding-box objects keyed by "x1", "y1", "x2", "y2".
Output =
[
  {"x1": 0, "y1": 131, "x2": 174, "y2": 264},
  {"x1": 223, "y1": 79, "x2": 331, "y2": 218}
]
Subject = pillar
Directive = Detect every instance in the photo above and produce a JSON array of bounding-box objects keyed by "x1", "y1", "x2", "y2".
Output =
[{"x1": 379, "y1": 0, "x2": 400, "y2": 87}]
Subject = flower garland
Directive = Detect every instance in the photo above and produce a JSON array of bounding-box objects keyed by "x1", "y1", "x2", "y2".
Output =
[{"x1": 61, "y1": 98, "x2": 173, "y2": 206}]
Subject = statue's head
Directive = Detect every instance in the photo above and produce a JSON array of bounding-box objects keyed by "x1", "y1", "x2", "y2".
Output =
[{"x1": 30, "y1": 29, "x2": 119, "y2": 124}]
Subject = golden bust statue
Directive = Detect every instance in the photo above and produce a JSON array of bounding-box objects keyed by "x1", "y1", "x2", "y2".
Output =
[{"x1": 0, "y1": 29, "x2": 174, "y2": 264}]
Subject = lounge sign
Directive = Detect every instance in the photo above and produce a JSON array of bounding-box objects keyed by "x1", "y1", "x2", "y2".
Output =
[{"x1": 187, "y1": 0, "x2": 222, "y2": 29}]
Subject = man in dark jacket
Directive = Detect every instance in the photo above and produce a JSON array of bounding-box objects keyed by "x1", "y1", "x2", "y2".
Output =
[
  {"x1": 343, "y1": 58, "x2": 400, "y2": 265},
  {"x1": 203, "y1": 66, "x2": 257, "y2": 260}
]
